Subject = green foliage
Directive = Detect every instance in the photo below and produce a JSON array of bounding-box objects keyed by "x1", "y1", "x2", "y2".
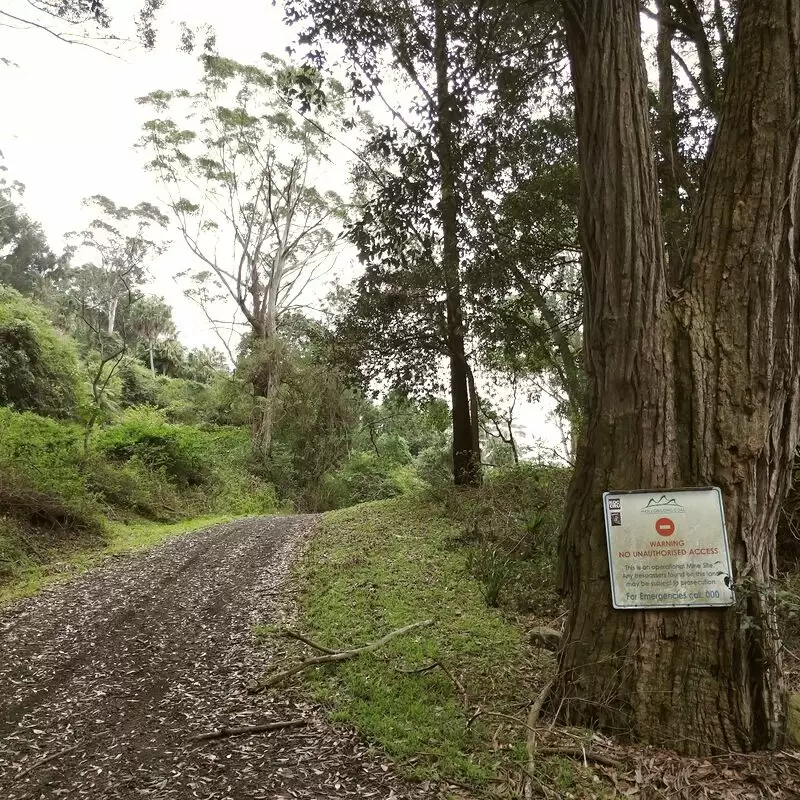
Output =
[
  {"x1": 267, "y1": 347, "x2": 365, "y2": 510},
  {"x1": 154, "y1": 376, "x2": 212, "y2": 424},
  {"x1": 0, "y1": 409, "x2": 105, "y2": 581},
  {"x1": 93, "y1": 407, "x2": 210, "y2": 488},
  {"x1": 321, "y1": 452, "x2": 412, "y2": 509},
  {"x1": 0, "y1": 287, "x2": 84, "y2": 418},
  {"x1": 82, "y1": 453, "x2": 185, "y2": 522},
  {"x1": 118, "y1": 357, "x2": 160, "y2": 407},
  {"x1": 440, "y1": 463, "x2": 571, "y2": 615}
]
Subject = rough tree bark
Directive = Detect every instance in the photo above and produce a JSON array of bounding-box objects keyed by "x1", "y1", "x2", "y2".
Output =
[
  {"x1": 556, "y1": 0, "x2": 800, "y2": 755},
  {"x1": 433, "y1": 0, "x2": 481, "y2": 486}
]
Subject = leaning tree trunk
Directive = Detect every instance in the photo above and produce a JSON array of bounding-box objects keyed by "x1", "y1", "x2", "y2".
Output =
[
  {"x1": 433, "y1": 0, "x2": 481, "y2": 486},
  {"x1": 555, "y1": 0, "x2": 800, "y2": 756}
]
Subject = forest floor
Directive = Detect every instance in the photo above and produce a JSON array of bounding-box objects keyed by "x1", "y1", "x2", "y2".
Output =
[
  {"x1": 0, "y1": 516, "x2": 436, "y2": 800},
  {"x1": 1, "y1": 509, "x2": 799, "y2": 800}
]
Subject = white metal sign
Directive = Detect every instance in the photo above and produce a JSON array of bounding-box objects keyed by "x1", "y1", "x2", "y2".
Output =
[{"x1": 603, "y1": 487, "x2": 735, "y2": 609}]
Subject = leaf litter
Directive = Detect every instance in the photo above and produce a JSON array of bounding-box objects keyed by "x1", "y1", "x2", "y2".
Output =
[{"x1": 0, "y1": 516, "x2": 440, "y2": 799}]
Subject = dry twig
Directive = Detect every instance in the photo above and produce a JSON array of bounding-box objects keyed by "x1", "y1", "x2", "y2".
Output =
[
  {"x1": 251, "y1": 619, "x2": 434, "y2": 692},
  {"x1": 524, "y1": 679, "x2": 554, "y2": 800},
  {"x1": 190, "y1": 719, "x2": 308, "y2": 742},
  {"x1": 17, "y1": 743, "x2": 80, "y2": 779}
]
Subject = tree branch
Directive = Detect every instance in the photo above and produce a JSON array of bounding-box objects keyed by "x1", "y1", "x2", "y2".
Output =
[{"x1": 251, "y1": 619, "x2": 434, "y2": 693}]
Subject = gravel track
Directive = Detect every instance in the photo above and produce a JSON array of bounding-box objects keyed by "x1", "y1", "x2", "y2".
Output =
[{"x1": 0, "y1": 516, "x2": 435, "y2": 799}]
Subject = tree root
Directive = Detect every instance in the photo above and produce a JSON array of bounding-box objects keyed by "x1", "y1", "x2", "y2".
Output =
[
  {"x1": 190, "y1": 719, "x2": 307, "y2": 742},
  {"x1": 251, "y1": 619, "x2": 434, "y2": 693}
]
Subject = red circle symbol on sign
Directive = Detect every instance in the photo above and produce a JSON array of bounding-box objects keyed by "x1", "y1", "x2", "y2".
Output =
[{"x1": 655, "y1": 517, "x2": 675, "y2": 537}]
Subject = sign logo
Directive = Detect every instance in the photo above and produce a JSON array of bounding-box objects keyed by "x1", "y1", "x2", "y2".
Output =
[
  {"x1": 641, "y1": 495, "x2": 685, "y2": 514},
  {"x1": 655, "y1": 517, "x2": 675, "y2": 537}
]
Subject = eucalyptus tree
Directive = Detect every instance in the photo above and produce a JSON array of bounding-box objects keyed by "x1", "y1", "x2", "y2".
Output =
[
  {"x1": 138, "y1": 54, "x2": 348, "y2": 458},
  {"x1": 65, "y1": 195, "x2": 169, "y2": 336}
]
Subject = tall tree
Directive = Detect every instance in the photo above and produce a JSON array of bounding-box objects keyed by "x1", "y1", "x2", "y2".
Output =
[
  {"x1": 554, "y1": 0, "x2": 800, "y2": 755},
  {"x1": 138, "y1": 54, "x2": 347, "y2": 458},
  {"x1": 65, "y1": 195, "x2": 169, "y2": 335}
]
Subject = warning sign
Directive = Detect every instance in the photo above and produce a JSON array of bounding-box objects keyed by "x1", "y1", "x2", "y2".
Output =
[{"x1": 603, "y1": 487, "x2": 734, "y2": 609}]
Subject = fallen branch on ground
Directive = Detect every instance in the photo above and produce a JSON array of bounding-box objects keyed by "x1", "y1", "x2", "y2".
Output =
[
  {"x1": 17, "y1": 743, "x2": 80, "y2": 779},
  {"x1": 190, "y1": 719, "x2": 307, "y2": 742},
  {"x1": 525, "y1": 679, "x2": 554, "y2": 800},
  {"x1": 281, "y1": 630, "x2": 338, "y2": 655},
  {"x1": 395, "y1": 661, "x2": 439, "y2": 675},
  {"x1": 433, "y1": 660, "x2": 469, "y2": 710},
  {"x1": 536, "y1": 746, "x2": 621, "y2": 769},
  {"x1": 251, "y1": 619, "x2": 434, "y2": 693}
]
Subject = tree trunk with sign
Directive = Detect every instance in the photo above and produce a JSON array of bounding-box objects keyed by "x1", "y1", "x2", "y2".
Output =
[{"x1": 556, "y1": 0, "x2": 800, "y2": 755}]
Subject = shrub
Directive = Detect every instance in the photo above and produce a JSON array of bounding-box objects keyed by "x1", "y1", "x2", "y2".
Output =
[
  {"x1": 437, "y1": 462, "x2": 571, "y2": 613},
  {"x1": 155, "y1": 377, "x2": 212, "y2": 425},
  {"x1": 322, "y1": 452, "x2": 408, "y2": 510},
  {"x1": 0, "y1": 410, "x2": 105, "y2": 572},
  {"x1": 414, "y1": 438, "x2": 453, "y2": 497},
  {"x1": 93, "y1": 407, "x2": 210, "y2": 488},
  {"x1": 0, "y1": 286, "x2": 84, "y2": 418},
  {"x1": 82, "y1": 454, "x2": 185, "y2": 522},
  {"x1": 118, "y1": 358, "x2": 159, "y2": 408}
]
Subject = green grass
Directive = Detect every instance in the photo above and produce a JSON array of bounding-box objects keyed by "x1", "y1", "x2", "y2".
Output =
[
  {"x1": 283, "y1": 495, "x2": 554, "y2": 793},
  {"x1": 0, "y1": 514, "x2": 244, "y2": 605}
]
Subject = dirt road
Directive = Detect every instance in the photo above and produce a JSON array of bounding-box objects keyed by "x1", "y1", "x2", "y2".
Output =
[{"x1": 0, "y1": 517, "x2": 433, "y2": 799}]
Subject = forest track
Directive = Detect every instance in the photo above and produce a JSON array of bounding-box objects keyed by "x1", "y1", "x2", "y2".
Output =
[{"x1": 0, "y1": 516, "x2": 434, "y2": 800}]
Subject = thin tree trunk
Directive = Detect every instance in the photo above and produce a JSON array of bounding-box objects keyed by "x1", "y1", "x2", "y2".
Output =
[
  {"x1": 557, "y1": 0, "x2": 800, "y2": 755},
  {"x1": 149, "y1": 342, "x2": 155, "y2": 377},
  {"x1": 107, "y1": 297, "x2": 119, "y2": 335},
  {"x1": 465, "y1": 359, "x2": 482, "y2": 478},
  {"x1": 433, "y1": 0, "x2": 480, "y2": 486},
  {"x1": 655, "y1": 0, "x2": 689, "y2": 283}
]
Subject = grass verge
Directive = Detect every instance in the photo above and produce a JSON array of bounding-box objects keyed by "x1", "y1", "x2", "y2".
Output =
[
  {"x1": 0, "y1": 514, "x2": 243, "y2": 605},
  {"x1": 285, "y1": 494, "x2": 599, "y2": 796}
]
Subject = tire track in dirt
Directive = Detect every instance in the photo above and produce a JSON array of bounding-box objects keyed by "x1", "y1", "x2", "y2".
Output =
[{"x1": 0, "y1": 516, "x2": 436, "y2": 799}]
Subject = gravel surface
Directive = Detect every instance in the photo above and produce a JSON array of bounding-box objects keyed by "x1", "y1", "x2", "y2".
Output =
[{"x1": 0, "y1": 516, "x2": 436, "y2": 800}]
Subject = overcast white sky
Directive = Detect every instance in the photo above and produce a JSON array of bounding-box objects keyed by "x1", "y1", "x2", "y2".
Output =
[{"x1": 0, "y1": 0, "x2": 565, "y2": 456}]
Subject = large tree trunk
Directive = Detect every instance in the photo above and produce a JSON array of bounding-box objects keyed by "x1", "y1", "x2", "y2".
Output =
[
  {"x1": 433, "y1": 0, "x2": 481, "y2": 486},
  {"x1": 677, "y1": 0, "x2": 800, "y2": 750},
  {"x1": 555, "y1": 0, "x2": 800, "y2": 756}
]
